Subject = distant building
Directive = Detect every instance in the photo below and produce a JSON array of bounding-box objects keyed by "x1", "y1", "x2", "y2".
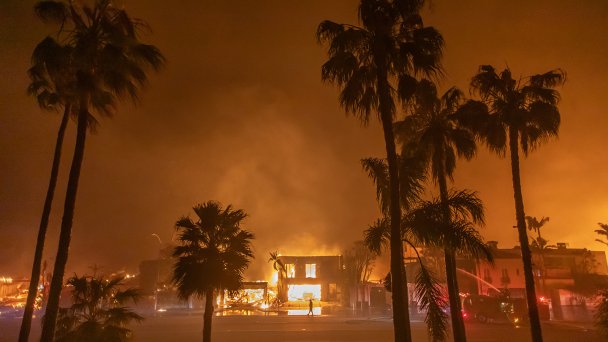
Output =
[
  {"x1": 472, "y1": 241, "x2": 608, "y2": 298},
  {"x1": 278, "y1": 255, "x2": 343, "y2": 302}
]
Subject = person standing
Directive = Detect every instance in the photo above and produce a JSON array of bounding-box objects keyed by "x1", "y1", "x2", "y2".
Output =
[{"x1": 307, "y1": 299, "x2": 314, "y2": 316}]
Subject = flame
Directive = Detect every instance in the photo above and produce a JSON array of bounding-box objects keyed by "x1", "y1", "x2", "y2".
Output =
[{"x1": 287, "y1": 284, "x2": 321, "y2": 301}]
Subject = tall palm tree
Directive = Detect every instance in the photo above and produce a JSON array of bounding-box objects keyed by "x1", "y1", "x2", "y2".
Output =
[
  {"x1": 173, "y1": 201, "x2": 255, "y2": 342},
  {"x1": 467, "y1": 65, "x2": 565, "y2": 342},
  {"x1": 395, "y1": 80, "x2": 484, "y2": 341},
  {"x1": 20, "y1": 32, "x2": 110, "y2": 341},
  {"x1": 19, "y1": 36, "x2": 75, "y2": 342},
  {"x1": 317, "y1": 2, "x2": 443, "y2": 338},
  {"x1": 595, "y1": 223, "x2": 608, "y2": 246},
  {"x1": 268, "y1": 251, "x2": 287, "y2": 303},
  {"x1": 363, "y1": 155, "x2": 492, "y2": 341},
  {"x1": 54, "y1": 274, "x2": 143, "y2": 342},
  {"x1": 36, "y1": 1, "x2": 164, "y2": 340}
]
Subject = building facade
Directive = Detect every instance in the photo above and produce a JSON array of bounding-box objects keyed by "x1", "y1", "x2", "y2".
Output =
[
  {"x1": 279, "y1": 255, "x2": 343, "y2": 302},
  {"x1": 473, "y1": 241, "x2": 608, "y2": 298}
]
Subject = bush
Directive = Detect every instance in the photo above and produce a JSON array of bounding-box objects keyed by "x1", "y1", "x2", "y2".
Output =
[{"x1": 595, "y1": 290, "x2": 608, "y2": 338}]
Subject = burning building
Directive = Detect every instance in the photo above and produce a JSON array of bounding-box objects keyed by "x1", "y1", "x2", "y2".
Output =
[{"x1": 278, "y1": 255, "x2": 343, "y2": 302}]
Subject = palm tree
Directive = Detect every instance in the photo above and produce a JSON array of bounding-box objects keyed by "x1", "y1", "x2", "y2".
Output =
[
  {"x1": 20, "y1": 32, "x2": 111, "y2": 341},
  {"x1": 54, "y1": 274, "x2": 143, "y2": 342},
  {"x1": 526, "y1": 216, "x2": 550, "y2": 240},
  {"x1": 36, "y1": 1, "x2": 164, "y2": 340},
  {"x1": 317, "y1": 1, "x2": 443, "y2": 339},
  {"x1": 268, "y1": 251, "x2": 287, "y2": 303},
  {"x1": 395, "y1": 79, "x2": 484, "y2": 341},
  {"x1": 364, "y1": 190, "x2": 493, "y2": 341},
  {"x1": 173, "y1": 201, "x2": 255, "y2": 342},
  {"x1": 363, "y1": 156, "x2": 492, "y2": 341},
  {"x1": 595, "y1": 223, "x2": 608, "y2": 246},
  {"x1": 526, "y1": 216, "x2": 550, "y2": 294},
  {"x1": 467, "y1": 65, "x2": 565, "y2": 342},
  {"x1": 19, "y1": 36, "x2": 75, "y2": 342}
]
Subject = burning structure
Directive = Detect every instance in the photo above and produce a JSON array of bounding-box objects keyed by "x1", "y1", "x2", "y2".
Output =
[{"x1": 278, "y1": 255, "x2": 343, "y2": 302}]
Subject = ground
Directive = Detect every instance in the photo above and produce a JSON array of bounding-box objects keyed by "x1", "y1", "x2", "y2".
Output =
[{"x1": 1, "y1": 312, "x2": 602, "y2": 341}]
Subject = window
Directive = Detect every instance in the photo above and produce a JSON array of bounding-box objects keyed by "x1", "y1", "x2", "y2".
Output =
[
  {"x1": 306, "y1": 264, "x2": 316, "y2": 278},
  {"x1": 483, "y1": 268, "x2": 492, "y2": 283},
  {"x1": 501, "y1": 269, "x2": 510, "y2": 285},
  {"x1": 288, "y1": 284, "x2": 321, "y2": 301},
  {"x1": 285, "y1": 264, "x2": 295, "y2": 278}
]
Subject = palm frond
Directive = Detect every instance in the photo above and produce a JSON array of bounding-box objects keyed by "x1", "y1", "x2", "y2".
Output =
[
  {"x1": 416, "y1": 263, "x2": 449, "y2": 341},
  {"x1": 364, "y1": 218, "x2": 390, "y2": 254},
  {"x1": 361, "y1": 158, "x2": 390, "y2": 214},
  {"x1": 34, "y1": 1, "x2": 68, "y2": 24}
]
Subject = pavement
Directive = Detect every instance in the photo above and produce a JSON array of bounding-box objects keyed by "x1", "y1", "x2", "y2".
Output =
[{"x1": 0, "y1": 311, "x2": 603, "y2": 342}]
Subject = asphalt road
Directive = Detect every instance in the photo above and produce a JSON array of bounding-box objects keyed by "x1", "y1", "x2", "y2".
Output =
[{"x1": 1, "y1": 313, "x2": 602, "y2": 342}]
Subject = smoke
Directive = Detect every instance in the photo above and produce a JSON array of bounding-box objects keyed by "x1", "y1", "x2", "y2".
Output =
[{"x1": 1, "y1": 0, "x2": 608, "y2": 282}]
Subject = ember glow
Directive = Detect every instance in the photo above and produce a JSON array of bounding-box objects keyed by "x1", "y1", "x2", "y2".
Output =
[{"x1": 287, "y1": 284, "x2": 321, "y2": 301}]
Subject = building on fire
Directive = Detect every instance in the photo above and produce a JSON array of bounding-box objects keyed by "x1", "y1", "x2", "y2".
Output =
[{"x1": 278, "y1": 255, "x2": 344, "y2": 302}]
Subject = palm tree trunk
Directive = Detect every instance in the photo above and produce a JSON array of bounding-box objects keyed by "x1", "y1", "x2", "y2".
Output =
[
  {"x1": 19, "y1": 104, "x2": 71, "y2": 342},
  {"x1": 375, "y1": 51, "x2": 411, "y2": 342},
  {"x1": 40, "y1": 100, "x2": 89, "y2": 342},
  {"x1": 203, "y1": 289, "x2": 214, "y2": 342},
  {"x1": 537, "y1": 230, "x2": 546, "y2": 296},
  {"x1": 509, "y1": 128, "x2": 543, "y2": 342},
  {"x1": 437, "y1": 163, "x2": 467, "y2": 342}
]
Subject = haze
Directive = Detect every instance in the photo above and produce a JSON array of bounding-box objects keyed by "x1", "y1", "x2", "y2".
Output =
[{"x1": 1, "y1": 0, "x2": 607, "y2": 281}]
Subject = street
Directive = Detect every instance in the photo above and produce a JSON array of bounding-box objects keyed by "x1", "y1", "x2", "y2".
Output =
[{"x1": 1, "y1": 312, "x2": 602, "y2": 342}]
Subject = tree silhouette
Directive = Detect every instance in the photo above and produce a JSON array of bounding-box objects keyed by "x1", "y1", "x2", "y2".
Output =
[
  {"x1": 526, "y1": 216, "x2": 550, "y2": 295},
  {"x1": 595, "y1": 289, "x2": 608, "y2": 339},
  {"x1": 268, "y1": 251, "x2": 287, "y2": 303},
  {"x1": 363, "y1": 155, "x2": 492, "y2": 341},
  {"x1": 173, "y1": 201, "x2": 254, "y2": 342},
  {"x1": 317, "y1": 1, "x2": 443, "y2": 339},
  {"x1": 35, "y1": 1, "x2": 164, "y2": 340},
  {"x1": 54, "y1": 274, "x2": 143, "y2": 342},
  {"x1": 364, "y1": 190, "x2": 493, "y2": 341},
  {"x1": 20, "y1": 30, "x2": 111, "y2": 341},
  {"x1": 467, "y1": 65, "x2": 565, "y2": 342},
  {"x1": 595, "y1": 223, "x2": 608, "y2": 246},
  {"x1": 19, "y1": 37, "x2": 74, "y2": 341},
  {"x1": 395, "y1": 79, "x2": 485, "y2": 341}
]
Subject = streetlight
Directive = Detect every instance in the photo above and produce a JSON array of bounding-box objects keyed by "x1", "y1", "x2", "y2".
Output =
[{"x1": 150, "y1": 233, "x2": 162, "y2": 314}]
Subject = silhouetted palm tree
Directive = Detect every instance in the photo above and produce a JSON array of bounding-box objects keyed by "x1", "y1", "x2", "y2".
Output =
[
  {"x1": 363, "y1": 155, "x2": 492, "y2": 341},
  {"x1": 35, "y1": 1, "x2": 164, "y2": 340},
  {"x1": 526, "y1": 216, "x2": 550, "y2": 240},
  {"x1": 19, "y1": 37, "x2": 75, "y2": 342},
  {"x1": 595, "y1": 223, "x2": 608, "y2": 246},
  {"x1": 395, "y1": 80, "x2": 485, "y2": 341},
  {"x1": 54, "y1": 274, "x2": 143, "y2": 342},
  {"x1": 467, "y1": 65, "x2": 565, "y2": 342},
  {"x1": 173, "y1": 201, "x2": 254, "y2": 342},
  {"x1": 526, "y1": 216, "x2": 550, "y2": 294},
  {"x1": 20, "y1": 32, "x2": 111, "y2": 341},
  {"x1": 364, "y1": 190, "x2": 493, "y2": 341},
  {"x1": 317, "y1": 1, "x2": 443, "y2": 339},
  {"x1": 268, "y1": 251, "x2": 287, "y2": 303}
]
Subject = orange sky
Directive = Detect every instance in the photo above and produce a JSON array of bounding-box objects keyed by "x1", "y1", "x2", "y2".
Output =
[{"x1": 1, "y1": 0, "x2": 607, "y2": 279}]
